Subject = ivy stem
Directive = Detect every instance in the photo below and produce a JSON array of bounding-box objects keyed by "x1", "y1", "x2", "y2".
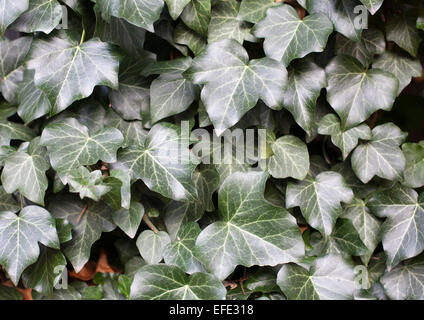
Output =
[
  {"x1": 19, "y1": 193, "x2": 24, "y2": 210},
  {"x1": 79, "y1": 29, "x2": 86, "y2": 46},
  {"x1": 322, "y1": 136, "x2": 332, "y2": 165},
  {"x1": 76, "y1": 204, "x2": 88, "y2": 224},
  {"x1": 143, "y1": 213, "x2": 159, "y2": 234}
]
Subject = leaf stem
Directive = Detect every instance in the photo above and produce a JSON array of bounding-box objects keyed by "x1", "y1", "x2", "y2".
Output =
[
  {"x1": 143, "y1": 213, "x2": 159, "y2": 234},
  {"x1": 19, "y1": 193, "x2": 24, "y2": 210},
  {"x1": 79, "y1": 29, "x2": 86, "y2": 46},
  {"x1": 76, "y1": 204, "x2": 88, "y2": 224}
]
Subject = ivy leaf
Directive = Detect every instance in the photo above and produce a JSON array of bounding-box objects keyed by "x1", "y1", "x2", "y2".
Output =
[
  {"x1": 105, "y1": 110, "x2": 148, "y2": 147},
  {"x1": 166, "y1": 0, "x2": 191, "y2": 20},
  {"x1": 180, "y1": 0, "x2": 211, "y2": 36},
  {"x1": 402, "y1": 142, "x2": 424, "y2": 188},
  {"x1": 386, "y1": 12, "x2": 423, "y2": 58},
  {"x1": 0, "y1": 119, "x2": 35, "y2": 145},
  {"x1": 148, "y1": 57, "x2": 199, "y2": 124},
  {"x1": 318, "y1": 113, "x2": 372, "y2": 160},
  {"x1": 335, "y1": 29, "x2": 385, "y2": 66},
  {"x1": 40, "y1": 118, "x2": 124, "y2": 173},
  {"x1": 59, "y1": 167, "x2": 112, "y2": 201},
  {"x1": 208, "y1": 0, "x2": 253, "y2": 44},
  {"x1": 277, "y1": 254, "x2": 356, "y2": 300},
  {"x1": 48, "y1": 195, "x2": 116, "y2": 272},
  {"x1": 109, "y1": 56, "x2": 152, "y2": 121},
  {"x1": 0, "y1": 206, "x2": 59, "y2": 285},
  {"x1": 113, "y1": 202, "x2": 144, "y2": 239},
  {"x1": 164, "y1": 164, "x2": 219, "y2": 240},
  {"x1": 341, "y1": 198, "x2": 382, "y2": 265},
  {"x1": 238, "y1": 0, "x2": 278, "y2": 23},
  {"x1": 103, "y1": 168, "x2": 132, "y2": 210},
  {"x1": 282, "y1": 59, "x2": 326, "y2": 137},
  {"x1": 118, "y1": 122, "x2": 199, "y2": 202},
  {"x1": 252, "y1": 4, "x2": 333, "y2": 66},
  {"x1": 381, "y1": 253, "x2": 424, "y2": 300},
  {"x1": 297, "y1": 0, "x2": 363, "y2": 41},
  {"x1": 286, "y1": 171, "x2": 354, "y2": 236},
  {"x1": 0, "y1": 285, "x2": 22, "y2": 300},
  {"x1": 174, "y1": 23, "x2": 206, "y2": 56},
  {"x1": 368, "y1": 185, "x2": 424, "y2": 268},
  {"x1": 325, "y1": 55, "x2": 399, "y2": 129},
  {"x1": 184, "y1": 39, "x2": 287, "y2": 135},
  {"x1": 266, "y1": 135, "x2": 310, "y2": 180},
  {"x1": 164, "y1": 222, "x2": 205, "y2": 274},
  {"x1": 0, "y1": 0, "x2": 29, "y2": 37},
  {"x1": 373, "y1": 51, "x2": 423, "y2": 96},
  {"x1": 95, "y1": 0, "x2": 165, "y2": 32},
  {"x1": 195, "y1": 171, "x2": 305, "y2": 280},
  {"x1": 10, "y1": 0, "x2": 62, "y2": 34},
  {"x1": 1, "y1": 137, "x2": 50, "y2": 205},
  {"x1": 351, "y1": 123, "x2": 407, "y2": 184},
  {"x1": 21, "y1": 246, "x2": 67, "y2": 297},
  {"x1": 136, "y1": 230, "x2": 171, "y2": 264},
  {"x1": 359, "y1": 0, "x2": 383, "y2": 14},
  {"x1": 0, "y1": 186, "x2": 19, "y2": 213},
  {"x1": 17, "y1": 69, "x2": 52, "y2": 124},
  {"x1": 130, "y1": 264, "x2": 226, "y2": 300},
  {"x1": 0, "y1": 37, "x2": 32, "y2": 103},
  {"x1": 26, "y1": 31, "x2": 120, "y2": 115}
]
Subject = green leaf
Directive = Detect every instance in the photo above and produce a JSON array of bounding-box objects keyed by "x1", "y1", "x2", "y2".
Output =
[
  {"x1": 318, "y1": 113, "x2": 372, "y2": 159},
  {"x1": 238, "y1": 0, "x2": 278, "y2": 23},
  {"x1": 26, "y1": 31, "x2": 120, "y2": 115},
  {"x1": 109, "y1": 56, "x2": 152, "y2": 121},
  {"x1": 368, "y1": 185, "x2": 424, "y2": 268},
  {"x1": 113, "y1": 202, "x2": 144, "y2": 239},
  {"x1": 164, "y1": 222, "x2": 205, "y2": 273},
  {"x1": 1, "y1": 137, "x2": 50, "y2": 205},
  {"x1": 174, "y1": 23, "x2": 206, "y2": 56},
  {"x1": 136, "y1": 230, "x2": 171, "y2": 264},
  {"x1": 164, "y1": 164, "x2": 219, "y2": 240},
  {"x1": 341, "y1": 198, "x2": 382, "y2": 265},
  {"x1": 359, "y1": 0, "x2": 383, "y2": 14},
  {"x1": 0, "y1": 119, "x2": 35, "y2": 146},
  {"x1": 335, "y1": 29, "x2": 385, "y2": 66},
  {"x1": 381, "y1": 253, "x2": 424, "y2": 300},
  {"x1": 0, "y1": 0, "x2": 29, "y2": 37},
  {"x1": 166, "y1": 0, "x2": 191, "y2": 20},
  {"x1": 297, "y1": 0, "x2": 363, "y2": 41},
  {"x1": 149, "y1": 58, "x2": 199, "y2": 123},
  {"x1": 0, "y1": 285, "x2": 22, "y2": 300},
  {"x1": 195, "y1": 171, "x2": 305, "y2": 280},
  {"x1": 103, "y1": 168, "x2": 132, "y2": 210},
  {"x1": 118, "y1": 122, "x2": 199, "y2": 202},
  {"x1": 282, "y1": 59, "x2": 327, "y2": 137},
  {"x1": 0, "y1": 186, "x2": 19, "y2": 213},
  {"x1": 95, "y1": 0, "x2": 164, "y2": 32},
  {"x1": 208, "y1": 0, "x2": 250, "y2": 44},
  {"x1": 10, "y1": 0, "x2": 62, "y2": 33},
  {"x1": 17, "y1": 69, "x2": 52, "y2": 124},
  {"x1": 277, "y1": 254, "x2": 356, "y2": 300},
  {"x1": 373, "y1": 51, "x2": 423, "y2": 96},
  {"x1": 40, "y1": 118, "x2": 124, "y2": 173},
  {"x1": 266, "y1": 135, "x2": 310, "y2": 180},
  {"x1": 59, "y1": 167, "x2": 111, "y2": 201},
  {"x1": 184, "y1": 39, "x2": 287, "y2": 135},
  {"x1": 0, "y1": 206, "x2": 59, "y2": 285},
  {"x1": 252, "y1": 4, "x2": 333, "y2": 66},
  {"x1": 48, "y1": 195, "x2": 116, "y2": 272},
  {"x1": 325, "y1": 55, "x2": 399, "y2": 129},
  {"x1": 130, "y1": 264, "x2": 226, "y2": 299},
  {"x1": 21, "y1": 246, "x2": 67, "y2": 297},
  {"x1": 181, "y1": 0, "x2": 211, "y2": 36},
  {"x1": 402, "y1": 142, "x2": 424, "y2": 188},
  {"x1": 0, "y1": 37, "x2": 32, "y2": 103},
  {"x1": 386, "y1": 11, "x2": 423, "y2": 57},
  {"x1": 351, "y1": 123, "x2": 407, "y2": 184},
  {"x1": 286, "y1": 171, "x2": 354, "y2": 235}
]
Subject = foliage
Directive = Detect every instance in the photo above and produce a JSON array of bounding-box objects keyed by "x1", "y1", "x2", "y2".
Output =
[{"x1": 0, "y1": 0, "x2": 423, "y2": 300}]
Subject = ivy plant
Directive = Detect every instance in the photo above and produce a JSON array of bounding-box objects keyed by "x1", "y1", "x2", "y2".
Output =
[{"x1": 0, "y1": 0, "x2": 423, "y2": 300}]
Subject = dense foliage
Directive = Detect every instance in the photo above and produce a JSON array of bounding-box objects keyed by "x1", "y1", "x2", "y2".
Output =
[{"x1": 0, "y1": 0, "x2": 423, "y2": 300}]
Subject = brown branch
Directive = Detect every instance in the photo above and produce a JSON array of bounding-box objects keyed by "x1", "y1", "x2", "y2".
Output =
[{"x1": 143, "y1": 213, "x2": 159, "y2": 234}]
